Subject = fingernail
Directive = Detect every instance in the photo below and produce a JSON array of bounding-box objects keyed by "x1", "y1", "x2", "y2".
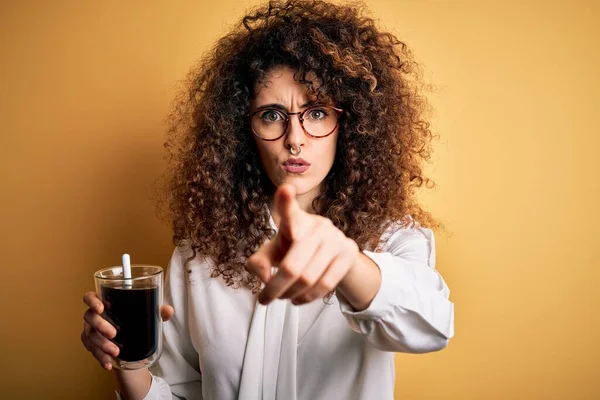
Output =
[{"x1": 104, "y1": 362, "x2": 112, "y2": 370}]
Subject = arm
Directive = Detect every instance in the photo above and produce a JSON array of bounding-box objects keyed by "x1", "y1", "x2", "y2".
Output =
[
  {"x1": 336, "y1": 252, "x2": 382, "y2": 312},
  {"x1": 115, "y1": 369, "x2": 153, "y2": 400},
  {"x1": 117, "y1": 247, "x2": 203, "y2": 400},
  {"x1": 336, "y1": 221, "x2": 455, "y2": 353}
]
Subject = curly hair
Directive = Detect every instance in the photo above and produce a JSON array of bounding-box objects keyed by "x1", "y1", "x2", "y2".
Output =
[{"x1": 155, "y1": 0, "x2": 441, "y2": 292}]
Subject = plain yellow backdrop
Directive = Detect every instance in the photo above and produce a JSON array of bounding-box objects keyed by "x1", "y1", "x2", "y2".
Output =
[{"x1": 1, "y1": 1, "x2": 598, "y2": 399}]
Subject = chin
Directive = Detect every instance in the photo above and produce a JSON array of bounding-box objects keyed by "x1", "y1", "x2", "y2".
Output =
[{"x1": 277, "y1": 176, "x2": 322, "y2": 196}]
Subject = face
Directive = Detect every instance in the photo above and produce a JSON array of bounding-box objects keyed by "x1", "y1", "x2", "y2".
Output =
[{"x1": 249, "y1": 66, "x2": 339, "y2": 206}]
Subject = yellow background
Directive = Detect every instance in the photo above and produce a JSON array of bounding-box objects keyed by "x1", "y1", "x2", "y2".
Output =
[{"x1": 1, "y1": 1, "x2": 598, "y2": 399}]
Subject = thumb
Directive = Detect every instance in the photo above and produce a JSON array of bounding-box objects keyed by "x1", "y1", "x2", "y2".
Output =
[
  {"x1": 160, "y1": 305, "x2": 174, "y2": 322},
  {"x1": 274, "y1": 183, "x2": 302, "y2": 240}
]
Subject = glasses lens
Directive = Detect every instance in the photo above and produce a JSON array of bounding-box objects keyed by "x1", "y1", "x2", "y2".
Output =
[
  {"x1": 251, "y1": 109, "x2": 287, "y2": 140},
  {"x1": 251, "y1": 106, "x2": 340, "y2": 140},
  {"x1": 302, "y1": 106, "x2": 339, "y2": 137}
]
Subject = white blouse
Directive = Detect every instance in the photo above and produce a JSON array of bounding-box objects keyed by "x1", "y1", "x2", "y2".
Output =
[{"x1": 122, "y1": 216, "x2": 454, "y2": 400}]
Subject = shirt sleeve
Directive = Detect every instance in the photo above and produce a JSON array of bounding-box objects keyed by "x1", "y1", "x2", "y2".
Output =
[
  {"x1": 116, "y1": 247, "x2": 203, "y2": 400},
  {"x1": 337, "y1": 219, "x2": 455, "y2": 353}
]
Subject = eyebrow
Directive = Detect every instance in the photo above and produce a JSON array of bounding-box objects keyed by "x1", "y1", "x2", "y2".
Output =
[{"x1": 255, "y1": 101, "x2": 316, "y2": 111}]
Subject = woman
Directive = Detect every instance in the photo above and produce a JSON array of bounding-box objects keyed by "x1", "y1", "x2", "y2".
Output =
[{"x1": 81, "y1": 1, "x2": 454, "y2": 399}]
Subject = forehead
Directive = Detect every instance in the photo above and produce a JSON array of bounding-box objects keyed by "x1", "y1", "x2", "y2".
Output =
[{"x1": 252, "y1": 66, "x2": 321, "y2": 101}]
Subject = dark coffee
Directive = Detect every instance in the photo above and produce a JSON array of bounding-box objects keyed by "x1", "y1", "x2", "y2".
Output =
[{"x1": 100, "y1": 285, "x2": 159, "y2": 362}]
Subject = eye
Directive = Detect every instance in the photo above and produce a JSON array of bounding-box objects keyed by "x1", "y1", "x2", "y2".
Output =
[
  {"x1": 259, "y1": 110, "x2": 284, "y2": 122},
  {"x1": 307, "y1": 108, "x2": 329, "y2": 121}
]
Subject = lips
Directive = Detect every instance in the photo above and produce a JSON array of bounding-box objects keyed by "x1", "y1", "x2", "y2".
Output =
[
  {"x1": 283, "y1": 157, "x2": 311, "y2": 173},
  {"x1": 283, "y1": 158, "x2": 310, "y2": 166}
]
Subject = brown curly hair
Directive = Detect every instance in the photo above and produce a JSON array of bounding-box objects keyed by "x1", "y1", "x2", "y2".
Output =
[{"x1": 155, "y1": 0, "x2": 441, "y2": 291}]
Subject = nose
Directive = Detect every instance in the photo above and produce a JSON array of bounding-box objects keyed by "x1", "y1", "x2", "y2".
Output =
[{"x1": 284, "y1": 113, "x2": 306, "y2": 151}]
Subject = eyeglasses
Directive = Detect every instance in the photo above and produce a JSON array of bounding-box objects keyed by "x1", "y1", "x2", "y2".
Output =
[{"x1": 248, "y1": 105, "x2": 343, "y2": 141}]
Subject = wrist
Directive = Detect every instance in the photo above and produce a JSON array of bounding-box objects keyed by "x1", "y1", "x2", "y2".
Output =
[
  {"x1": 115, "y1": 368, "x2": 152, "y2": 400},
  {"x1": 336, "y1": 252, "x2": 382, "y2": 311}
]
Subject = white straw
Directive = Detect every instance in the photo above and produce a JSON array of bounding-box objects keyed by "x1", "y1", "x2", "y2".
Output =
[{"x1": 122, "y1": 253, "x2": 132, "y2": 287}]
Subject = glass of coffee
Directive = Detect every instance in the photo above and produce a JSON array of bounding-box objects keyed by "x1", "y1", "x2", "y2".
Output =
[{"x1": 94, "y1": 264, "x2": 163, "y2": 370}]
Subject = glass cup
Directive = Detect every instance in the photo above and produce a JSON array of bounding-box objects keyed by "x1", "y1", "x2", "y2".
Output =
[{"x1": 94, "y1": 265, "x2": 163, "y2": 370}]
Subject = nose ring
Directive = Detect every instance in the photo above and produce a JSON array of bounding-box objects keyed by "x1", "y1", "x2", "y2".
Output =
[{"x1": 290, "y1": 146, "x2": 302, "y2": 156}]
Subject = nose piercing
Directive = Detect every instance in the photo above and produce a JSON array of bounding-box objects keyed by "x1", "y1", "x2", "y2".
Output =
[{"x1": 290, "y1": 146, "x2": 302, "y2": 155}]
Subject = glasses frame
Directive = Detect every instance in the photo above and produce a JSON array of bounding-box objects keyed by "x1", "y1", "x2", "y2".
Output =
[{"x1": 248, "y1": 105, "x2": 344, "y2": 141}]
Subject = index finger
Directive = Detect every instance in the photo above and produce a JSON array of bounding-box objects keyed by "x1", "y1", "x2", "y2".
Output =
[
  {"x1": 83, "y1": 291, "x2": 104, "y2": 314},
  {"x1": 274, "y1": 183, "x2": 302, "y2": 240}
]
